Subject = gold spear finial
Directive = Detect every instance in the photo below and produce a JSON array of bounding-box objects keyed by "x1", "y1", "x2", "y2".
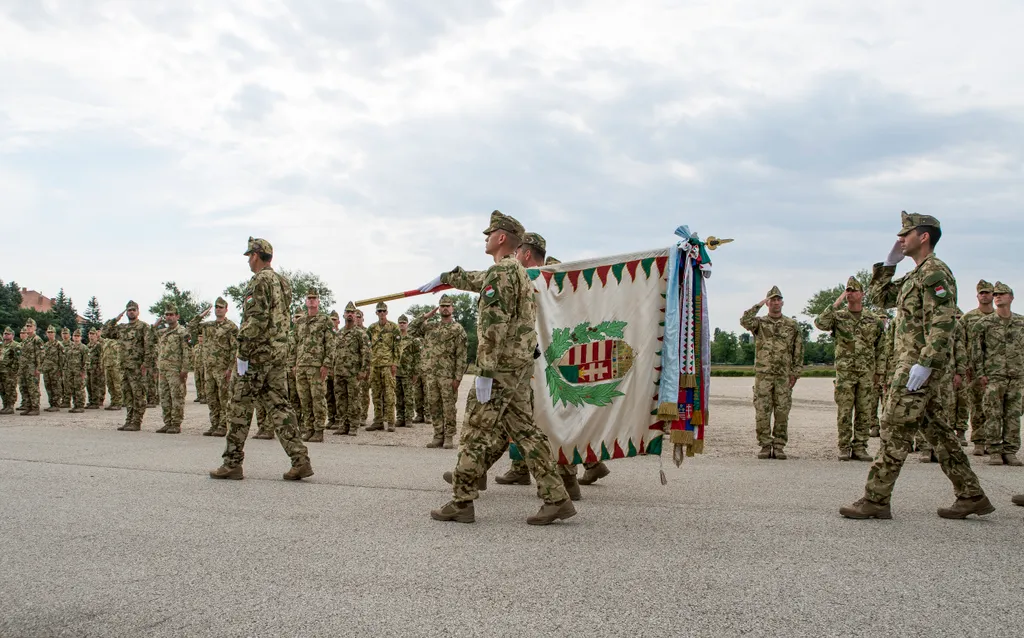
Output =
[{"x1": 706, "y1": 236, "x2": 734, "y2": 250}]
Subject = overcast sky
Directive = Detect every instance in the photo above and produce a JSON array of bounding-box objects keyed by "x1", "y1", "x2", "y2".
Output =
[{"x1": 3, "y1": 1, "x2": 1022, "y2": 334}]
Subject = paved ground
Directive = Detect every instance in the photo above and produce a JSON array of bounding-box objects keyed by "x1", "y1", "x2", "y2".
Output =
[{"x1": 2, "y1": 378, "x2": 1023, "y2": 637}]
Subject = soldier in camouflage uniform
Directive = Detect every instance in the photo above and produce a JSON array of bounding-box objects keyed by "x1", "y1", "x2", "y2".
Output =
[
  {"x1": 815, "y1": 277, "x2": 885, "y2": 461},
  {"x1": 412, "y1": 343, "x2": 429, "y2": 424},
  {"x1": 102, "y1": 300, "x2": 156, "y2": 431},
  {"x1": 189, "y1": 297, "x2": 239, "y2": 437},
  {"x1": 101, "y1": 333, "x2": 123, "y2": 410},
  {"x1": 85, "y1": 328, "x2": 105, "y2": 409},
  {"x1": 18, "y1": 319, "x2": 43, "y2": 415},
  {"x1": 17, "y1": 327, "x2": 29, "y2": 410},
  {"x1": 740, "y1": 286, "x2": 804, "y2": 460},
  {"x1": 193, "y1": 334, "x2": 207, "y2": 404},
  {"x1": 59, "y1": 327, "x2": 74, "y2": 408},
  {"x1": 974, "y1": 282, "x2": 1024, "y2": 466},
  {"x1": 63, "y1": 329, "x2": 88, "y2": 413},
  {"x1": 957, "y1": 280, "x2": 996, "y2": 455},
  {"x1": 1, "y1": 327, "x2": 19, "y2": 413},
  {"x1": 41, "y1": 325, "x2": 65, "y2": 412},
  {"x1": 367, "y1": 301, "x2": 401, "y2": 431},
  {"x1": 841, "y1": 212, "x2": 993, "y2": 520},
  {"x1": 153, "y1": 305, "x2": 190, "y2": 434},
  {"x1": 326, "y1": 310, "x2": 340, "y2": 428},
  {"x1": 146, "y1": 321, "x2": 160, "y2": 408},
  {"x1": 331, "y1": 301, "x2": 371, "y2": 436},
  {"x1": 355, "y1": 309, "x2": 371, "y2": 424},
  {"x1": 394, "y1": 314, "x2": 420, "y2": 428},
  {"x1": 292, "y1": 289, "x2": 333, "y2": 443},
  {"x1": 410, "y1": 296, "x2": 468, "y2": 448},
  {"x1": 431, "y1": 211, "x2": 575, "y2": 525},
  {"x1": 210, "y1": 237, "x2": 313, "y2": 481}
]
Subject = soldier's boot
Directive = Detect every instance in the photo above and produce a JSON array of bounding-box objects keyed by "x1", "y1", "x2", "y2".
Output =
[
  {"x1": 442, "y1": 436, "x2": 454, "y2": 449},
  {"x1": 104, "y1": 405, "x2": 123, "y2": 411},
  {"x1": 68, "y1": 406, "x2": 84, "y2": 414},
  {"x1": 164, "y1": 427, "x2": 181, "y2": 434},
  {"x1": 253, "y1": 431, "x2": 274, "y2": 440},
  {"x1": 307, "y1": 431, "x2": 324, "y2": 443},
  {"x1": 210, "y1": 429, "x2": 227, "y2": 438},
  {"x1": 0, "y1": 407, "x2": 13, "y2": 415},
  {"x1": 838, "y1": 448, "x2": 852, "y2": 461},
  {"x1": 988, "y1": 453, "x2": 1006, "y2": 466},
  {"x1": 425, "y1": 436, "x2": 444, "y2": 448},
  {"x1": 851, "y1": 449, "x2": 873, "y2": 462},
  {"x1": 562, "y1": 473, "x2": 582, "y2": 501},
  {"x1": 202, "y1": 427, "x2": 218, "y2": 436},
  {"x1": 193, "y1": 396, "x2": 201, "y2": 403},
  {"x1": 283, "y1": 461, "x2": 314, "y2": 481},
  {"x1": 85, "y1": 405, "x2": 100, "y2": 410},
  {"x1": 937, "y1": 494, "x2": 995, "y2": 519},
  {"x1": 326, "y1": 419, "x2": 338, "y2": 430},
  {"x1": 839, "y1": 498, "x2": 892, "y2": 519},
  {"x1": 578, "y1": 462, "x2": 610, "y2": 485},
  {"x1": 413, "y1": 414, "x2": 425, "y2": 423},
  {"x1": 44, "y1": 407, "x2": 60, "y2": 413},
  {"x1": 526, "y1": 499, "x2": 577, "y2": 525},
  {"x1": 955, "y1": 430, "x2": 968, "y2": 446},
  {"x1": 386, "y1": 423, "x2": 395, "y2": 432},
  {"x1": 155, "y1": 425, "x2": 171, "y2": 434},
  {"x1": 757, "y1": 446, "x2": 772, "y2": 460},
  {"x1": 442, "y1": 471, "x2": 488, "y2": 491},
  {"x1": 300, "y1": 430, "x2": 313, "y2": 441},
  {"x1": 869, "y1": 426, "x2": 880, "y2": 438},
  {"x1": 366, "y1": 423, "x2": 384, "y2": 432},
  {"x1": 23, "y1": 409, "x2": 40, "y2": 416},
  {"x1": 209, "y1": 465, "x2": 243, "y2": 480},
  {"x1": 973, "y1": 444, "x2": 987, "y2": 456},
  {"x1": 431, "y1": 500, "x2": 475, "y2": 523},
  {"x1": 1011, "y1": 494, "x2": 1024, "y2": 506},
  {"x1": 395, "y1": 420, "x2": 407, "y2": 428},
  {"x1": 495, "y1": 469, "x2": 531, "y2": 485},
  {"x1": 333, "y1": 427, "x2": 349, "y2": 436},
  {"x1": 772, "y1": 448, "x2": 787, "y2": 460},
  {"x1": 1003, "y1": 453, "x2": 1023, "y2": 467}
]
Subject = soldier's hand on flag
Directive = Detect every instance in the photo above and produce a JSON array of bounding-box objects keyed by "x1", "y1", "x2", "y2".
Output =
[{"x1": 418, "y1": 274, "x2": 443, "y2": 293}]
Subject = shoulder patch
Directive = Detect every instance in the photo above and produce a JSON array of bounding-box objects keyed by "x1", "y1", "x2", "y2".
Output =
[{"x1": 921, "y1": 270, "x2": 946, "y2": 287}]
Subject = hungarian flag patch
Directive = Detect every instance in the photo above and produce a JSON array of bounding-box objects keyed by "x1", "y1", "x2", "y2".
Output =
[
  {"x1": 483, "y1": 285, "x2": 496, "y2": 298},
  {"x1": 934, "y1": 285, "x2": 947, "y2": 298}
]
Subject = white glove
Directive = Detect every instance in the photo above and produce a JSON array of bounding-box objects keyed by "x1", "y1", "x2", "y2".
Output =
[
  {"x1": 236, "y1": 358, "x2": 249, "y2": 376},
  {"x1": 418, "y1": 274, "x2": 443, "y2": 293},
  {"x1": 883, "y1": 240, "x2": 905, "y2": 267},
  {"x1": 475, "y1": 376, "x2": 493, "y2": 403},
  {"x1": 906, "y1": 364, "x2": 931, "y2": 391}
]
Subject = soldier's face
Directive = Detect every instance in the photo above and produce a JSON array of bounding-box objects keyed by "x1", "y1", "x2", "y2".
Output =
[
  {"x1": 73, "y1": 334, "x2": 81, "y2": 343},
  {"x1": 24, "y1": 328, "x2": 33, "y2": 336},
  {"x1": 977, "y1": 291, "x2": 993, "y2": 305},
  {"x1": 332, "y1": 317, "x2": 340, "y2": 330},
  {"x1": 440, "y1": 304, "x2": 453, "y2": 318},
  {"x1": 994, "y1": 293, "x2": 1013, "y2": 308},
  {"x1": 215, "y1": 304, "x2": 227, "y2": 319},
  {"x1": 306, "y1": 297, "x2": 320, "y2": 314},
  {"x1": 90, "y1": 333, "x2": 99, "y2": 344},
  {"x1": 356, "y1": 315, "x2": 364, "y2": 326},
  {"x1": 247, "y1": 252, "x2": 259, "y2": 273},
  {"x1": 399, "y1": 322, "x2": 408, "y2": 334},
  {"x1": 767, "y1": 298, "x2": 784, "y2": 315},
  {"x1": 846, "y1": 290, "x2": 864, "y2": 307},
  {"x1": 3, "y1": 333, "x2": 11, "y2": 343},
  {"x1": 376, "y1": 310, "x2": 387, "y2": 323},
  {"x1": 126, "y1": 308, "x2": 138, "y2": 320},
  {"x1": 484, "y1": 231, "x2": 503, "y2": 255},
  {"x1": 165, "y1": 312, "x2": 178, "y2": 327},
  {"x1": 344, "y1": 311, "x2": 355, "y2": 325},
  {"x1": 62, "y1": 333, "x2": 70, "y2": 342}
]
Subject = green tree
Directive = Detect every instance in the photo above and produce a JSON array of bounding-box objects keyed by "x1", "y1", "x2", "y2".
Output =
[
  {"x1": 0, "y1": 280, "x2": 23, "y2": 333},
  {"x1": 51, "y1": 288, "x2": 79, "y2": 332},
  {"x1": 224, "y1": 269, "x2": 335, "y2": 316},
  {"x1": 149, "y1": 282, "x2": 208, "y2": 325},
  {"x1": 83, "y1": 296, "x2": 102, "y2": 332},
  {"x1": 802, "y1": 269, "x2": 889, "y2": 317},
  {"x1": 406, "y1": 293, "x2": 479, "y2": 363},
  {"x1": 711, "y1": 328, "x2": 738, "y2": 364}
]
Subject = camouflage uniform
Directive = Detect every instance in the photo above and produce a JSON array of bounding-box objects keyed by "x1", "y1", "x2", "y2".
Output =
[
  {"x1": 412, "y1": 357, "x2": 429, "y2": 423},
  {"x1": 356, "y1": 310, "x2": 371, "y2": 422},
  {"x1": 59, "y1": 329, "x2": 74, "y2": 407},
  {"x1": 193, "y1": 338, "x2": 207, "y2": 403},
  {"x1": 147, "y1": 323, "x2": 160, "y2": 407},
  {"x1": 63, "y1": 332, "x2": 88, "y2": 411},
  {"x1": 325, "y1": 310, "x2": 340, "y2": 427},
  {"x1": 41, "y1": 327, "x2": 65, "y2": 410},
  {"x1": 219, "y1": 238, "x2": 309, "y2": 471},
  {"x1": 293, "y1": 305, "x2": 334, "y2": 437},
  {"x1": 85, "y1": 330, "x2": 106, "y2": 408},
  {"x1": 285, "y1": 321, "x2": 301, "y2": 419},
  {"x1": 330, "y1": 302, "x2": 371, "y2": 435},
  {"x1": 394, "y1": 315, "x2": 421, "y2": 427},
  {"x1": 958, "y1": 285, "x2": 996, "y2": 447},
  {"x1": 188, "y1": 300, "x2": 238, "y2": 436},
  {"x1": 366, "y1": 304, "x2": 400, "y2": 429},
  {"x1": 974, "y1": 285, "x2": 1024, "y2": 459},
  {"x1": 155, "y1": 314, "x2": 190, "y2": 431},
  {"x1": 814, "y1": 278, "x2": 885, "y2": 457},
  {"x1": 859, "y1": 214, "x2": 984, "y2": 507},
  {"x1": 102, "y1": 301, "x2": 156, "y2": 429},
  {"x1": 101, "y1": 336, "x2": 123, "y2": 408},
  {"x1": 949, "y1": 314, "x2": 970, "y2": 440},
  {"x1": 447, "y1": 212, "x2": 569, "y2": 506},
  {"x1": 1, "y1": 328, "x2": 19, "y2": 412},
  {"x1": 740, "y1": 287, "x2": 804, "y2": 455},
  {"x1": 18, "y1": 322, "x2": 43, "y2": 413},
  {"x1": 410, "y1": 299, "x2": 468, "y2": 445}
]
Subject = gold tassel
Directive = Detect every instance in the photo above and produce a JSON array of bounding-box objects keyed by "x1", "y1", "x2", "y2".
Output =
[
  {"x1": 671, "y1": 429, "x2": 695, "y2": 446},
  {"x1": 691, "y1": 439, "x2": 705, "y2": 455},
  {"x1": 680, "y1": 374, "x2": 697, "y2": 388},
  {"x1": 657, "y1": 402, "x2": 679, "y2": 422},
  {"x1": 690, "y1": 411, "x2": 703, "y2": 426}
]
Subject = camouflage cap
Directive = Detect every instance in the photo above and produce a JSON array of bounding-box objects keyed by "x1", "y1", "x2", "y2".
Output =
[
  {"x1": 766, "y1": 285, "x2": 783, "y2": 299},
  {"x1": 125, "y1": 300, "x2": 139, "y2": 310},
  {"x1": 482, "y1": 210, "x2": 524, "y2": 239},
  {"x1": 24, "y1": 318, "x2": 36, "y2": 328},
  {"x1": 3, "y1": 326, "x2": 12, "y2": 335},
  {"x1": 993, "y1": 281, "x2": 1013, "y2": 295},
  {"x1": 344, "y1": 301, "x2": 357, "y2": 312},
  {"x1": 60, "y1": 327, "x2": 70, "y2": 335},
  {"x1": 438, "y1": 294, "x2": 454, "y2": 306},
  {"x1": 521, "y1": 232, "x2": 546, "y2": 253},
  {"x1": 897, "y1": 210, "x2": 941, "y2": 237},
  {"x1": 164, "y1": 303, "x2": 178, "y2": 314},
  {"x1": 306, "y1": 288, "x2": 319, "y2": 299},
  {"x1": 545, "y1": 256, "x2": 561, "y2": 266},
  {"x1": 977, "y1": 279, "x2": 994, "y2": 294},
  {"x1": 73, "y1": 329, "x2": 83, "y2": 338},
  {"x1": 215, "y1": 296, "x2": 228, "y2": 308},
  {"x1": 375, "y1": 301, "x2": 388, "y2": 312},
  {"x1": 398, "y1": 314, "x2": 409, "y2": 323},
  {"x1": 845, "y1": 276, "x2": 863, "y2": 292},
  {"x1": 46, "y1": 325, "x2": 55, "y2": 333},
  {"x1": 329, "y1": 310, "x2": 339, "y2": 319},
  {"x1": 355, "y1": 309, "x2": 364, "y2": 318},
  {"x1": 88, "y1": 327, "x2": 98, "y2": 335},
  {"x1": 243, "y1": 236, "x2": 273, "y2": 256}
]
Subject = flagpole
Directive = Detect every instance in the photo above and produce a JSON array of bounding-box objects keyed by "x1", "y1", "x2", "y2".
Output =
[{"x1": 354, "y1": 285, "x2": 453, "y2": 308}]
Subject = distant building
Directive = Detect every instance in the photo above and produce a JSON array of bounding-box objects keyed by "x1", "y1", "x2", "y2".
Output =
[{"x1": 20, "y1": 288, "x2": 88, "y2": 324}]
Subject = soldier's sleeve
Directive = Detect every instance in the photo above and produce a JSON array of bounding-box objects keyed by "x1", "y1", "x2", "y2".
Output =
[
  {"x1": 791, "y1": 320, "x2": 804, "y2": 377},
  {"x1": 953, "y1": 319, "x2": 968, "y2": 376},
  {"x1": 318, "y1": 320, "x2": 331, "y2": 368},
  {"x1": 360, "y1": 331, "x2": 371, "y2": 371},
  {"x1": 739, "y1": 305, "x2": 762, "y2": 333},
  {"x1": 813, "y1": 306, "x2": 836, "y2": 333},
  {"x1": 441, "y1": 267, "x2": 486, "y2": 293},
  {"x1": 455, "y1": 326, "x2": 468, "y2": 379},
  {"x1": 475, "y1": 265, "x2": 513, "y2": 377},
  {"x1": 390, "y1": 323, "x2": 399, "y2": 362},
  {"x1": 873, "y1": 318, "x2": 886, "y2": 377},
  {"x1": 917, "y1": 269, "x2": 957, "y2": 370},
  {"x1": 976, "y1": 319, "x2": 990, "y2": 377},
  {"x1": 101, "y1": 318, "x2": 118, "y2": 339},
  {"x1": 237, "y1": 277, "x2": 271, "y2": 361},
  {"x1": 409, "y1": 315, "x2": 430, "y2": 338},
  {"x1": 867, "y1": 263, "x2": 899, "y2": 309}
]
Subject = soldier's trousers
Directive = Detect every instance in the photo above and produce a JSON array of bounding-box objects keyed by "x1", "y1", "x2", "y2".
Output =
[
  {"x1": 953, "y1": 383, "x2": 969, "y2": 434},
  {"x1": 452, "y1": 367, "x2": 569, "y2": 504},
  {"x1": 753, "y1": 374, "x2": 792, "y2": 449},
  {"x1": 61, "y1": 370, "x2": 73, "y2": 407},
  {"x1": 205, "y1": 367, "x2": 231, "y2": 432},
  {"x1": 147, "y1": 369, "x2": 159, "y2": 405},
  {"x1": 361, "y1": 377, "x2": 371, "y2": 422},
  {"x1": 333, "y1": 374, "x2": 361, "y2": 433},
  {"x1": 413, "y1": 375, "x2": 427, "y2": 421},
  {"x1": 195, "y1": 368, "x2": 206, "y2": 401},
  {"x1": 287, "y1": 370, "x2": 300, "y2": 414},
  {"x1": 221, "y1": 363, "x2": 308, "y2": 469},
  {"x1": 66, "y1": 372, "x2": 85, "y2": 410},
  {"x1": 159, "y1": 372, "x2": 186, "y2": 427},
  {"x1": 121, "y1": 369, "x2": 148, "y2": 427},
  {"x1": 395, "y1": 376, "x2": 416, "y2": 425},
  {"x1": 20, "y1": 372, "x2": 40, "y2": 410},
  {"x1": 863, "y1": 380, "x2": 984, "y2": 506},
  {"x1": 370, "y1": 366, "x2": 396, "y2": 425},
  {"x1": 1, "y1": 372, "x2": 16, "y2": 409},
  {"x1": 983, "y1": 378, "x2": 1023, "y2": 455},
  {"x1": 325, "y1": 376, "x2": 337, "y2": 423},
  {"x1": 295, "y1": 366, "x2": 328, "y2": 434},
  {"x1": 968, "y1": 380, "x2": 986, "y2": 444},
  {"x1": 835, "y1": 372, "x2": 875, "y2": 452},
  {"x1": 104, "y1": 364, "x2": 122, "y2": 407},
  {"x1": 87, "y1": 368, "x2": 105, "y2": 406},
  {"x1": 42, "y1": 370, "x2": 63, "y2": 408},
  {"x1": 426, "y1": 375, "x2": 457, "y2": 438}
]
